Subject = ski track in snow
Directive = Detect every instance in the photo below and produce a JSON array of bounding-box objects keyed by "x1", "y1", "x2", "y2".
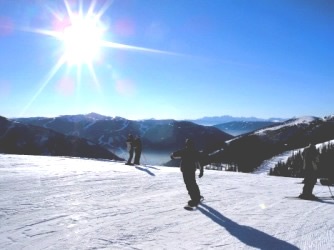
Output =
[
  {"x1": 43, "y1": 118, "x2": 55, "y2": 128},
  {"x1": 83, "y1": 121, "x2": 97, "y2": 130},
  {"x1": 0, "y1": 154, "x2": 333, "y2": 250},
  {"x1": 98, "y1": 135, "x2": 105, "y2": 145},
  {"x1": 113, "y1": 121, "x2": 129, "y2": 132}
]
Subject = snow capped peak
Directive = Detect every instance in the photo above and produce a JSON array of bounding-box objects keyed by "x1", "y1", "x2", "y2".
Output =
[
  {"x1": 112, "y1": 116, "x2": 127, "y2": 121},
  {"x1": 85, "y1": 112, "x2": 106, "y2": 119},
  {"x1": 324, "y1": 115, "x2": 334, "y2": 122},
  {"x1": 255, "y1": 116, "x2": 318, "y2": 135},
  {"x1": 58, "y1": 113, "x2": 110, "y2": 122},
  {"x1": 58, "y1": 114, "x2": 86, "y2": 122},
  {"x1": 85, "y1": 112, "x2": 115, "y2": 120},
  {"x1": 289, "y1": 116, "x2": 317, "y2": 124}
]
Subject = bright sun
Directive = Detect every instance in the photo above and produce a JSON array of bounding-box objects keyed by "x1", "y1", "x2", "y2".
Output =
[
  {"x1": 62, "y1": 15, "x2": 104, "y2": 65},
  {"x1": 20, "y1": 0, "x2": 177, "y2": 116}
]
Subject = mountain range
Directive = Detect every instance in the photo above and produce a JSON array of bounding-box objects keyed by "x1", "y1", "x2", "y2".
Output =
[
  {"x1": 213, "y1": 121, "x2": 276, "y2": 136},
  {"x1": 0, "y1": 116, "x2": 123, "y2": 161},
  {"x1": 6, "y1": 113, "x2": 334, "y2": 170},
  {"x1": 210, "y1": 115, "x2": 334, "y2": 172},
  {"x1": 12, "y1": 113, "x2": 233, "y2": 164},
  {"x1": 189, "y1": 116, "x2": 285, "y2": 126}
]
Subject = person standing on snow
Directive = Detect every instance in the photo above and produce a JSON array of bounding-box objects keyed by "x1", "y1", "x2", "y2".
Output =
[
  {"x1": 299, "y1": 142, "x2": 319, "y2": 200},
  {"x1": 171, "y1": 138, "x2": 204, "y2": 207},
  {"x1": 133, "y1": 136, "x2": 142, "y2": 165},
  {"x1": 126, "y1": 134, "x2": 134, "y2": 165}
]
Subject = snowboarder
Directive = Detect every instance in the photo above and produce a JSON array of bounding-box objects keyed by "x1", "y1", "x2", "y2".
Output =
[
  {"x1": 171, "y1": 138, "x2": 204, "y2": 207},
  {"x1": 299, "y1": 142, "x2": 319, "y2": 200},
  {"x1": 126, "y1": 134, "x2": 134, "y2": 165},
  {"x1": 133, "y1": 136, "x2": 142, "y2": 165}
]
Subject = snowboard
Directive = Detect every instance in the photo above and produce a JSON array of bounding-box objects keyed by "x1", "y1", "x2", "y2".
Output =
[
  {"x1": 183, "y1": 196, "x2": 205, "y2": 211},
  {"x1": 184, "y1": 205, "x2": 197, "y2": 211}
]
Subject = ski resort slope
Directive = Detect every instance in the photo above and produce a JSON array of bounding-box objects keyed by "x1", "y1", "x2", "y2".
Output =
[
  {"x1": 0, "y1": 154, "x2": 333, "y2": 250},
  {"x1": 254, "y1": 139, "x2": 334, "y2": 175}
]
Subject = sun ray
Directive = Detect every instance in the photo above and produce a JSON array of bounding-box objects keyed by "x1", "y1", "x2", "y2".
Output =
[
  {"x1": 64, "y1": 0, "x2": 75, "y2": 22},
  {"x1": 76, "y1": 64, "x2": 82, "y2": 89},
  {"x1": 19, "y1": 0, "x2": 183, "y2": 117},
  {"x1": 46, "y1": 6, "x2": 63, "y2": 21},
  {"x1": 74, "y1": 64, "x2": 82, "y2": 113},
  {"x1": 87, "y1": 0, "x2": 98, "y2": 18},
  {"x1": 100, "y1": 40, "x2": 181, "y2": 56},
  {"x1": 87, "y1": 62, "x2": 101, "y2": 92},
  {"x1": 22, "y1": 27, "x2": 63, "y2": 39},
  {"x1": 94, "y1": 0, "x2": 113, "y2": 23},
  {"x1": 20, "y1": 56, "x2": 67, "y2": 116},
  {"x1": 78, "y1": 0, "x2": 84, "y2": 19}
]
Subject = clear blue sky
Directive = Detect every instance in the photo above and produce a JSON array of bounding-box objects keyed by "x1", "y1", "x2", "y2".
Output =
[{"x1": 0, "y1": 0, "x2": 333, "y2": 120}]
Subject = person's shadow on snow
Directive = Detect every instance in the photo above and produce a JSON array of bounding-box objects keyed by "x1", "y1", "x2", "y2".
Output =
[
  {"x1": 198, "y1": 203, "x2": 299, "y2": 250},
  {"x1": 135, "y1": 166, "x2": 155, "y2": 176}
]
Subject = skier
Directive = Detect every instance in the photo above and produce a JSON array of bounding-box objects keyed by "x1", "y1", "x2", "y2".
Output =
[
  {"x1": 125, "y1": 134, "x2": 134, "y2": 165},
  {"x1": 299, "y1": 142, "x2": 319, "y2": 200},
  {"x1": 171, "y1": 138, "x2": 204, "y2": 207},
  {"x1": 133, "y1": 136, "x2": 142, "y2": 165}
]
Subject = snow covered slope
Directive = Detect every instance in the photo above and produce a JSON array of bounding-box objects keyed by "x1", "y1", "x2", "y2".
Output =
[
  {"x1": 212, "y1": 114, "x2": 334, "y2": 173},
  {"x1": 255, "y1": 116, "x2": 318, "y2": 135},
  {"x1": 1, "y1": 154, "x2": 333, "y2": 249},
  {"x1": 254, "y1": 139, "x2": 334, "y2": 175}
]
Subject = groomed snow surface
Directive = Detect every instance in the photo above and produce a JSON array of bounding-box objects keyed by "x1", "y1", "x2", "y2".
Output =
[{"x1": 1, "y1": 154, "x2": 333, "y2": 250}]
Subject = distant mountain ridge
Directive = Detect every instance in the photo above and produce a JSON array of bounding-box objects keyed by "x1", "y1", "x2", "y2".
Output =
[
  {"x1": 210, "y1": 115, "x2": 334, "y2": 172},
  {"x1": 214, "y1": 121, "x2": 276, "y2": 136},
  {"x1": 189, "y1": 116, "x2": 286, "y2": 126},
  {"x1": 13, "y1": 113, "x2": 233, "y2": 163},
  {"x1": 0, "y1": 116, "x2": 123, "y2": 161}
]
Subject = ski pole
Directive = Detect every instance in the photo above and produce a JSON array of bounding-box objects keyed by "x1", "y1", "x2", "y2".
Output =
[
  {"x1": 328, "y1": 185, "x2": 334, "y2": 198},
  {"x1": 141, "y1": 151, "x2": 148, "y2": 166}
]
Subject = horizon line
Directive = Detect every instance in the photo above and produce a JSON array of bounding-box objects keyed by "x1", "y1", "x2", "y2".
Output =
[{"x1": 2, "y1": 112, "x2": 328, "y2": 122}]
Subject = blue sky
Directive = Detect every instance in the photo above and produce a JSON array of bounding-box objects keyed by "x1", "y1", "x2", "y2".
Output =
[{"x1": 0, "y1": 0, "x2": 333, "y2": 120}]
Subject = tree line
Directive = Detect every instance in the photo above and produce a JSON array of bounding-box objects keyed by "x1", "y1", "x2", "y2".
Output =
[{"x1": 270, "y1": 142, "x2": 334, "y2": 178}]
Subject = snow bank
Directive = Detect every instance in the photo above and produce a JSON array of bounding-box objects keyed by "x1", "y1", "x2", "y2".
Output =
[{"x1": 0, "y1": 154, "x2": 333, "y2": 249}]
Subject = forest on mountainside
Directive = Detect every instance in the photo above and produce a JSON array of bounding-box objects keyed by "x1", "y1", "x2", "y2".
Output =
[{"x1": 270, "y1": 143, "x2": 334, "y2": 179}]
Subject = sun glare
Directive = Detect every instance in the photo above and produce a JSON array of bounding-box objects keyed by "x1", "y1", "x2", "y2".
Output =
[
  {"x1": 62, "y1": 15, "x2": 104, "y2": 65},
  {"x1": 20, "y1": 0, "x2": 178, "y2": 115}
]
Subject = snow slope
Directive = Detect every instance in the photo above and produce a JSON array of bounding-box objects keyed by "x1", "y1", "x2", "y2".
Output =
[
  {"x1": 1, "y1": 154, "x2": 333, "y2": 250},
  {"x1": 255, "y1": 116, "x2": 317, "y2": 135},
  {"x1": 254, "y1": 139, "x2": 334, "y2": 175}
]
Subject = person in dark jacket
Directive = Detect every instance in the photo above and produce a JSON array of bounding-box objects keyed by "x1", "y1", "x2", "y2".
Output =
[
  {"x1": 133, "y1": 136, "x2": 142, "y2": 165},
  {"x1": 171, "y1": 138, "x2": 204, "y2": 207},
  {"x1": 299, "y1": 143, "x2": 319, "y2": 200},
  {"x1": 126, "y1": 134, "x2": 134, "y2": 165}
]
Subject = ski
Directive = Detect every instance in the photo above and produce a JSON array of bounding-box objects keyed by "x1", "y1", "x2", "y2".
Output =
[{"x1": 285, "y1": 196, "x2": 334, "y2": 201}]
